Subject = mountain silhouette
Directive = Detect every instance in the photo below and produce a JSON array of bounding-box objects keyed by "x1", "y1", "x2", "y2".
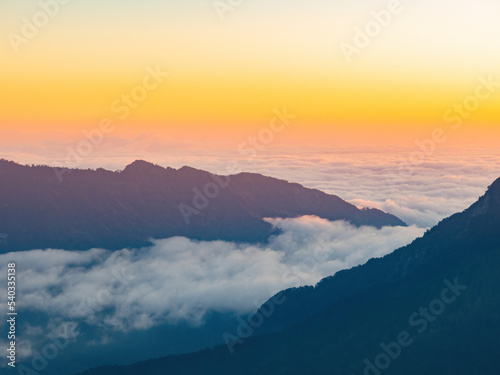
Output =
[
  {"x1": 77, "y1": 177, "x2": 500, "y2": 375},
  {"x1": 0, "y1": 159, "x2": 405, "y2": 252}
]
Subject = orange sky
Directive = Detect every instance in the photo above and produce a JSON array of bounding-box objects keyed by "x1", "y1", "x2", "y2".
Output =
[{"x1": 1, "y1": 0, "x2": 499, "y2": 156}]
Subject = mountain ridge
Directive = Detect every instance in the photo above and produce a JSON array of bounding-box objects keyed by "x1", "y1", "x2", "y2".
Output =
[
  {"x1": 0, "y1": 159, "x2": 406, "y2": 253},
  {"x1": 76, "y1": 176, "x2": 500, "y2": 375},
  {"x1": 249, "y1": 175, "x2": 500, "y2": 335}
]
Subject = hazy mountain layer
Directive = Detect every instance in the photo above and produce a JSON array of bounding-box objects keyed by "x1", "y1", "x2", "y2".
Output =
[
  {"x1": 78, "y1": 177, "x2": 500, "y2": 375},
  {"x1": 0, "y1": 159, "x2": 405, "y2": 252}
]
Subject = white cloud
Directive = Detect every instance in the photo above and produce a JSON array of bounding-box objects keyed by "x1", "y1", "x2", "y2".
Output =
[
  {"x1": 0, "y1": 217, "x2": 424, "y2": 334},
  {"x1": 4, "y1": 144, "x2": 499, "y2": 228}
]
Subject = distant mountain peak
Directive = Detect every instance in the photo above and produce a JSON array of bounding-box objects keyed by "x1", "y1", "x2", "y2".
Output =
[
  {"x1": 486, "y1": 177, "x2": 500, "y2": 197},
  {"x1": 121, "y1": 160, "x2": 171, "y2": 177},
  {"x1": 468, "y1": 177, "x2": 500, "y2": 218},
  {"x1": 178, "y1": 165, "x2": 205, "y2": 173},
  {"x1": 0, "y1": 158, "x2": 406, "y2": 252},
  {"x1": 123, "y1": 159, "x2": 162, "y2": 171}
]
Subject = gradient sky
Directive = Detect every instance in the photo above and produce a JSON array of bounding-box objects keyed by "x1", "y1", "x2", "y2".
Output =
[{"x1": 1, "y1": 0, "x2": 500, "y2": 156}]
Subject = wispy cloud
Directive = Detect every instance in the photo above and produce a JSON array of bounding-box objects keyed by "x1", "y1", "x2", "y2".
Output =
[
  {"x1": 0, "y1": 217, "x2": 423, "y2": 335},
  {"x1": 2, "y1": 146, "x2": 498, "y2": 228}
]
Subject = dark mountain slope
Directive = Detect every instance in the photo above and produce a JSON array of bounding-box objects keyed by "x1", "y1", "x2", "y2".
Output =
[
  {"x1": 248, "y1": 176, "x2": 500, "y2": 335},
  {"x1": 228, "y1": 172, "x2": 400, "y2": 226},
  {"x1": 78, "y1": 177, "x2": 500, "y2": 375},
  {"x1": 0, "y1": 159, "x2": 405, "y2": 252}
]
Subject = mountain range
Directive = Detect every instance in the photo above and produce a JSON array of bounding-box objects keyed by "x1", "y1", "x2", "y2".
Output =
[
  {"x1": 78, "y1": 176, "x2": 500, "y2": 375},
  {"x1": 0, "y1": 159, "x2": 405, "y2": 253}
]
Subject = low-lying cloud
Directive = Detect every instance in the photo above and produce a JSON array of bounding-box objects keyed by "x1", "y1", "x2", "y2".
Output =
[
  {"x1": 4, "y1": 144, "x2": 499, "y2": 228},
  {"x1": 0, "y1": 217, "x2": 424, "y2": 334}
]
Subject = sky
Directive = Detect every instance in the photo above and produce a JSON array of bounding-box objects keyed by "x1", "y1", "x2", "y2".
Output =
[
  {"x1": 1, "y1": 2, "x2": 500, "y2": 368},
  {"x1": 1, "y1": 0, "x2": 500, "y2": 153},
  {"x1": 1, "y1": 0, "x2": 499, "y2": 232}
]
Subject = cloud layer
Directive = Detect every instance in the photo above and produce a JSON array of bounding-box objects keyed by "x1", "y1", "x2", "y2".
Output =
[
  {"x1": 0, "y1": 217, "x2": 424, "y2": 335},
  {"x1": 5, "y1": 144, "x2": 497, "y2": 228}
]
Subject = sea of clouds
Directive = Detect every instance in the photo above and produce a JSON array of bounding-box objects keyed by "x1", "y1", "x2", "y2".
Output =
[
  {"x1": 146, "y1": 146, "x2": 500, "y2": 228},
  {"x1": 4, "y1": 141, "x2": 498, "y2": 228},
  {"x1": 1, "y1": 144, "x2": 498, "y2": 366},
  {"x1": 0, "y1": 217, "x2": 424, "y2": 337}
]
